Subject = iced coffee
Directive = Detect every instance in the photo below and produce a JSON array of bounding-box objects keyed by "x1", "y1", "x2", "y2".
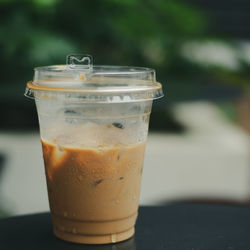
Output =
[
  {"x1": 42, "y1": 123, "x2": 146, "y2": 244},
  {"x1": 25, "y1": 54, "x2": 163, "y2": 244}
]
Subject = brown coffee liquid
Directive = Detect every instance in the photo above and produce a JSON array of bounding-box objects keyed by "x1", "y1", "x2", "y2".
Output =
[{"x1": 42, "y1": 137, "x2": 145, "y2": 244}]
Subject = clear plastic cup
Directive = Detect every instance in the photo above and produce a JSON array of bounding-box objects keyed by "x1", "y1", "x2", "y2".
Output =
[{"x1": 25, "y1": 55, "x2": 163, "y2": 244}]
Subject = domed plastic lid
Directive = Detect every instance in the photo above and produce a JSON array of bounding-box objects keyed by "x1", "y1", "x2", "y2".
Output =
[{"x1": 25, "y1": 54, "x2": 164, "y2": 103}]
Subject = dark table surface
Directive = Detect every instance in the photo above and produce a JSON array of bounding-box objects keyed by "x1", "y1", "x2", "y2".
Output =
[{"x1": 1, "y1": 204, "x2": 250, "y2": 250}]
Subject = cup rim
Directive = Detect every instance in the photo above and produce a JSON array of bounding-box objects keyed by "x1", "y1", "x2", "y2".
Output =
[{"x1": 25, "y1": 64, "x2": 164, "y2": 103}]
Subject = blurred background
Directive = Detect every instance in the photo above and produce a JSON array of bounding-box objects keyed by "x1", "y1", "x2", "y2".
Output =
[{"x1": 0, "y1": 0, "x2": 249, "y2": 217}]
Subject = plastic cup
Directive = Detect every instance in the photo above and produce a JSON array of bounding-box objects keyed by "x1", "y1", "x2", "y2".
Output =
[{"x1": 25, "y1": 55, "x2": 163, "y2": 244}]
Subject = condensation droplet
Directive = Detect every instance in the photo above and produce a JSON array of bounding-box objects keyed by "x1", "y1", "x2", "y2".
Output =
[{"x1": 111, "y1": 233, "x2": 117, "y2": 243}]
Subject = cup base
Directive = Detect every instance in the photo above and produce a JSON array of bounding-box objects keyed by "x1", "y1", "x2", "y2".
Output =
[{"x1": 54, "y1": 227, "x2": 135, "y2": 244}]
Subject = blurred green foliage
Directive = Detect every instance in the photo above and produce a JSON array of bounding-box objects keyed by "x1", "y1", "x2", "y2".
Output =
[
  {"x1": 0, "y1": 0, "x2": 206, "y2": 88},
  {"x1": 0, "y1": 0, "x2": 245, "y2": 131}
]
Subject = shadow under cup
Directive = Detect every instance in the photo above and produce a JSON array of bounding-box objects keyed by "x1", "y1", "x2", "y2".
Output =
[{"x1": 25, "y1": 62, "x2": 163, "y2": 244}]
